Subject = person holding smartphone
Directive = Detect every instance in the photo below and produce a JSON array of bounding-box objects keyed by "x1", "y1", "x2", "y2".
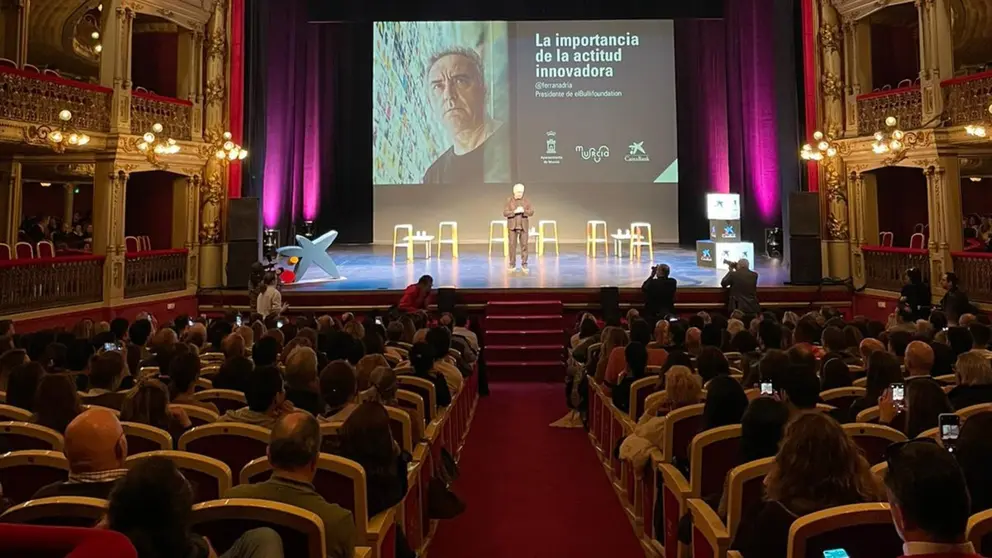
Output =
[{"x1": 878, "y1": 378, "x2": 953, "y2": 438}]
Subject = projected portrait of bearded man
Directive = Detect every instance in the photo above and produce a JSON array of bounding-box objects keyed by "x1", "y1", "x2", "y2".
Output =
[{"x1": 422, "y1": 47, "x2": 510, "y2": 184}]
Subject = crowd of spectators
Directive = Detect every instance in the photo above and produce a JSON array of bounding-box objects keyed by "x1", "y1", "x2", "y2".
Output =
[{"x1": 19, "y1": 212, "x2": 94, "y2": 251}]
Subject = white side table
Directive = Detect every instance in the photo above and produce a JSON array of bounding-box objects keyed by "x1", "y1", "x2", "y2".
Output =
[
  {"x1": 404, "y1": 234, "x2": 435, "y2": 259},
  {"x1": 611, "y1": 233, "x2": 643, "y2": 258}
]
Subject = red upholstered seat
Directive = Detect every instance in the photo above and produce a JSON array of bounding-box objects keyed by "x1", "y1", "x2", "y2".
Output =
[
  {"x1": 0, "y1": 451, "x2": 69, "y2": 505},
  {"x1": 0, "y1": 243, "x2": 11, "y2": 261},
  {"x1": 691, "y1": 425, "x2": 743, "y2": 499},
  {"x1": 789, "y1": 503, "x2": 903, "y2": 558},
  {"x1": 0, "y1": 421, "x2": 65, "y2": 451},
  {"x1": 842, "y1": 424, "x2": 907, "y2": 465},
  {"x1": 127, "y1": 450, "x2": 232, "y2": 504},
  {"x1": 631, "y1": 377, "x2": 660, "y2": 421},
  {"x1": 191, "y1": 499, "x2": 325, "y2": 558},
  {"x1": 396, "y1": 379, "x2": 435, "y2": 423},
  {"x1": 124, "y1": 236, "x2": 140, "y2": 253},
  {"x1": 0, "y1": 524, "x2": 136, "y2": 558},
  {"x1": 666, "y1": 404, "x2": 705, "y2": 466},
  {"x1": 14, "y1": 242, "x2": 34, "y2": 259},
  {"x1": 194, "y1": 389, "x2": 247, "y2": 414},
  {"x1": 36, "y1": 241, "x2": 55, "y2": 258},
  {"x1": 178, "y1": 423, "x2": 269, "y2": 482}
]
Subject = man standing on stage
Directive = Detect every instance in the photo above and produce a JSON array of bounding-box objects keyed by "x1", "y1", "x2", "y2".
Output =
[{"x1": 503, "y1": 183, "x2": 534, "y2": 272}]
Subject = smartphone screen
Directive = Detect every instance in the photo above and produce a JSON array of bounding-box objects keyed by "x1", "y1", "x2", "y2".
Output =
[
  {"x1": 276, "y1": 319, "x2": 284, "y2": 329},
  {"x1": 375, "y1": 316, "x2": 383, "y2": 325},
  {"x1": 103, "y1": 342, "x2": 119, "y2": 352},
  {"x1": 235, "y1": 315, "x2": 243, "y2": 327},
  {"x1": 891, "y1": 383, "x2": 905, "y2": 402},
  {"x1": 940, "y1": 413, "x2": 961, "y2": 444},
  {"x1": 823, "y1": 550, "x2": 850, "y2": 558},
  {"x1": 760, "y1": 381, "x2": 774, "y2": 396}
]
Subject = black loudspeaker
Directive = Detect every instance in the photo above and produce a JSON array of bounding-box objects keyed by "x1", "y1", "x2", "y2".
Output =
[
  {"x1": 788, "y1": 236, "x2": 822, "y2": 285},
  {"x1": 789, "y1": 192, "x2": 821, "y2": 237},
  {"x1": 437, "y1": 288, "x2": 457, "y2": 314},
  {"x1": 600, "y1": 287, "x2": 620, "y2": 324},
  {"x1": 226, "y1": 240, "x2": 260, "y2": 288},
  {"x1": 228, "y1": 198, "x2": 260, "y2": 241}
]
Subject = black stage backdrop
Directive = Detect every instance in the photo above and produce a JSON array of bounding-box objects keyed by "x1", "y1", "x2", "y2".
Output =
[{"x1": 243, "y1": 0, "x2": 802, "y2": 247}]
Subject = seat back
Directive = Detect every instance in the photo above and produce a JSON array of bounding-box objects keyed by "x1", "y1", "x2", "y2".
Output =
[
  {"x1": 0, "y1": 404, "x2": 33, "y2": 421},
  {"x1": 396, "y1": 376, "x2": 435, "y2": 422},
  {"x1": 843, "y1": 423, "x2": 907, "y2": 465},
  {"x1": 178, "y1": 423, "x2": 270, "y2": 481},
  {"x1": 0, "y1": 450, "x2": 69, "y2": 505},
  {"x1": 0, "y1": 497, "x2": 107, "y2": 528},
  {"x1": 879, "y1": 232, "x2": 894, "y2": 247},
  {"x1": 191, "y1": 498, "x2": 325, "y2": 558},
  {"x1": 14, "y1": 242, "x2": 34, "y2": 259},
  {"x1": 663, "y1": 403, "x2": 705, "y2": 465},
  {"x1": 630, "y1": 376, "x2": 660, "y2": 421},
  {"x1": 0, "y1": 524, "x2": 137, "y2": 557},
  {"x1": 386, "y1": 406, "x2": 414, "y2": 453},
  {"x1": 193, "y1": 389, "x2": 247, "y2": 414},
  {"x1": 855, "y1": 405, "x2": 881, "y2": 423},
  {"x1": 124, "y1": 236, "x2": 140, "y2": 253},
  {"x1": 139, "y1": 236, "x2": 152, "y2": 251},
  {"x1": 0, "y1": 421, "x2": 65, "y2": 451},
  {"x1": 787, "y1": 503, "x2": 903, "y2": 558},
  {"x1": 126, "y1": 450, "x2": 232, "y2": 503},
  {"x1": 0, "y1": 243, "x2": 11, "y2": 261},
  {"x1": 36, "y1": 241, "x2": 55, "y2": 258},
  {"x1": 909, "y1": 232, "x2": 926, "y2": 250},
  {"x1": 121, "y1": 422, "x2": 173, "y2": 454},
  {"x1": 171, "y1": 403, "x2": 220, "y2": 427},
  {"x1": 395, "y1": 390, "x2": 426, "y2": 432},
  {"x1": 688, "y1": 498, "x2": 730, "y2": 558},
  {"x1": 957, "y1": 402, "x2": 992, "y2": 422},
  {"x1": 967, "y1": 509, "x2": 992, "y2": 554},
  {"x1": 690, "y1": 424, "x2": 743, "y2": 499},
  {"x1": 726, "y1": 456, "x2": 775, "y2": 540},
  {"x1": 820, "y1": 387, "x2": 866, "y2": 411}
]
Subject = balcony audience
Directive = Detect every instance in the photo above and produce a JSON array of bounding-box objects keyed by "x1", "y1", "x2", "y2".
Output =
[
  {"x1": 954, "y1": 413, "x2": 992, "y2": 514},
  {"x1": 168, "y1": 351, "x2": 219, "y2": 413},
  {"x1": 121, "y1": 378, "x2": 192, "y2": 440},
  {"x1": 218, "y1": 364, "x2": 291, "y2": 428},
  {"x1": 5, "y1": 361, "x2": 45, "y2": 411},
  {"x1": 730, "y1": 412, "x2": 881, "y2": 558},
  {"x1": 319, "y1": 360, "x2": 360, "y2": 423},
  {"x1": 225, "y1": 412, "x2": 355, "y2": 558},
  {"x1": 884, "y1": 439, "x2": 984, "y2": 558},
  {"x1": 31, "y1": 373, "x2": 82, "y2": 433},
  {"x1": 407, "y1": 342, "x2": 452, "y2": 407},
  {"x1": 33, "y1": 408, "x2": 127, "y2": 499},
  {"x1": 947, "y1": 351, "x2": 992, "y2": 410},
  {"x1": 284, "y1": 346, "x2": 324, "y2": 416},
  {"x1": 110, "y1": 456, "x2": 284, "y2": 558}
]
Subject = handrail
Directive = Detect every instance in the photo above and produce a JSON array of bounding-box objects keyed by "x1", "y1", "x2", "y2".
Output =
[
  {"x1": 951, "y1": 251, "x2": 992, "y2": 259},
  {"x1": 855, "y1": 85, "x2": 920, "y2": 101},
  {"x1": 0, "y1": 64, "x2": 112, "y2": 94},
  {"x1": 125, "y1": 248, "x2": 189, "y2": 258},
  {"x1": 0, "y1": 254, "x2": 104, "y2": 269},
  {"x1": 941, "y1": 70, "x2": 992, "y2": 87},
  {"x1": 861, "y1": 245, "x2": 928, "y2": 255},
  {"x1": 131, "y1": 89, "x2": 193, "y2": 107}
]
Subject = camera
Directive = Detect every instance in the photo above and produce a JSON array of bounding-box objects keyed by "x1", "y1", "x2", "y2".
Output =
[{"x1": 723, "y1": 259, "x2": 738, "y2": 270}]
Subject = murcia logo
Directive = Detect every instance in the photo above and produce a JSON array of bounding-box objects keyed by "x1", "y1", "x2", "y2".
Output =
[
  {"x1": 541, "y1": 131, "x2": 563, "y2": 165},
  {"x1": 576, "y1": 145, "x2": 610, "y2": 163},
  {"x1": 625, "y1": 141, "x2": 649, "y2": 162}
]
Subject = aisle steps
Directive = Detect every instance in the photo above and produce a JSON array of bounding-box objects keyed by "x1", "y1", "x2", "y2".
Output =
[{"x1": 485, "y1": 300, "x2": 566, "y2": 382}]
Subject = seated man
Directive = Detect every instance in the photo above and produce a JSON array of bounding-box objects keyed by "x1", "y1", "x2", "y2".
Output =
[
  {"x1": 80, "y1": 352, "x2": 127, "y2": 410},
  {"x1": 398, "y1": 275, "x2": 433, "y2": 313},
  {"x1": 217, "y1": 364, "x2": 291, "y2": 429},
  {"x1": 222, "y1": 332, "x2": 247, "y2": 361},
  {"x1": 33, "y1": 408, "x2": 128, "y2": 499},
  {"x1": 226, "y1": 412, "x2": 356, "y2": 558},
  {"x1": 426, "y1": 327, "x2": 463, "y2": 394},
  {"x1": 885, "y1": 440, "x2": 985, "y2": 558},
  {"x1": 284, "y1": 346, "x2": 324, "y2": 416}
]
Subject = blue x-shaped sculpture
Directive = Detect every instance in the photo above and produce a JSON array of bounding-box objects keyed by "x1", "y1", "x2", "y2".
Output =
[{"x1": 276, "y1": 230, "x2": 340, "y2": 280}]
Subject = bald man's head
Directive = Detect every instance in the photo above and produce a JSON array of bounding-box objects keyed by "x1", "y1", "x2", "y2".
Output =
[
  {"x1": 905, "y1": 341, "x2": 935, "y2": 376},
  {"x1": 64, "y1": 408, "x2": 126, "y2": 473},
  {"x1": 686, "y1": 327, "x2": 702, "y2": 348},
  {"x1": 859, "y1": 338, "x2": 885, "y2": 361},
  {"x1": 268, "y1": 412, "x2": 320, "y2": 476}
]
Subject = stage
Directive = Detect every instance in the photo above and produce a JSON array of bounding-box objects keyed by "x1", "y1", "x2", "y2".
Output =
[{"x1": 282, "y1": 243, "x2": 790, "y2": 292}]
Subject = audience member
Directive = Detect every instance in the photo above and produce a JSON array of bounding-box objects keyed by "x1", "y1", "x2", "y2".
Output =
[
  {"x1": 31, "y1": 373, "x2": 82, "y2": 433},
  {"x1": 820, "y1": 357, "x2": 853, "y2": 391},
  {"x1": 355, "y1": 354, "x2": 388, "y2": 393},
  {"x1": 0, "y1": 348, "x2": 28, "y2": 391},
  {"x1": 860, "y1": 337, "x2": 886, "y2": 362},
  {"x1": 111, "y1": 456, "x2": 283, "y2": 558},
  {"x1": 955, "y1": 413, "x2": 992, "y2": 515},
  {"x1": 225, "y1": 412, "x2": 354, "y2": 557},
  {"x1": 730, "y1": 412, "x2": 881, "y2": 557},
  {"x1": 702, "y1": 375, "x2": 748, "y2": 430},
  {"x1": 947, "y1": 327, "x2": 974, "y2": 359},
  {"x1": 408, "y1": 342, "x2": 452, "y2": 407},
  {"x1": 319, "y1": 360, "x2": 360, "y2": 423},
  {"x1": 948, "y1": 351, "x2": 992, "y2": 410},
  {"x1": 939, "y1": 272, "x2": 972, "y2": 325},
  {"x1": 686, "y1": 327, "x2": 702, "y2": 356},
  {"x1": 168, "y1": 351, "x2": 218, "y2": 413},
  {"x1": 221, "y1": 333, "x2": 247, "y2": 361},
  {"x1": 884, "y1": 440, "x2": 982, "y2": 558},
  {"x1": 33, "y1": 408, "x2": 127, "y2": 499},
  {"x1": 612, "y1": 342, "x2": 648, "y2": 413},
  {"x1": 251, "y1": 335, "x2": 280, "y2": 367},
  {"x1": 217, "y1": 364, "x2": 289, "y2": 428},
  {"x1": 906, "y1": 341, "x2": 936, "y2": 378},
  {"x1": 81, "y1": 352, "x2": 127, "y2": 409},
  {"x1": 121, "y1": 378, "x2": 191, "y2": 439},
  {"x1": 969, "y1": 323, "x2": 992, "y2": 356},
  {"x1": 605, "y1": 319, "x2": 667, "y2": 385},
  {"x1": 594, "y1": 327, "x2": 628, "y2": 383},
  {"x1": 398, "y1": 275, "x2": 433, "y2": 313},
  {"x1": 426, "y1": 327, "x2": 463, "y2": 395},
  {"x1": 451, "y1": 312, "x2": 479, "y2": 353},
  {"x1": 740, "y1": 397, "x2": 789, "y2": 462},
  {"x1": 851, "y1": 351, "x2": 903, "y2": 418},
  {"x1": 781, "y1": 365, "x2": 821, "y2": 413},
  {"x1": 696, "y1": 346, "x2": 730, "y2": 384},
  {"x1": 211, "y1": 355, "x2": 253, "y2": 393},
  {"x1": 880, "y1": 378, "x2": 953, "y2": 438},
  {"x1": 5, "y1": 361, "x2": 45, "y2": 410},
  {"x1": 182, "y1": 322, "x2": 207, "y2": 352},
  {"x1": 340, "y1": 402, "x2": 408, "y2": 517},
  {"x1": 366, "y1": 366, "x2": 425, "y2": 442},
  {"x1": 757, "y1": 320, "x2": 783, "y2": 351},
  {"x1": 283, "y1": 346, "x2": 324, "y2": 416}
]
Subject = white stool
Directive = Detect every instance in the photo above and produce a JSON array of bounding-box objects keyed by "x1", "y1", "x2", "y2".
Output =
[
  {"x1": 630, "y1": 222, "x2": 653, "y2": 260},
  {"x1": 488, "y1": 220, "x2": 508, "y2": 257},
  {"x1": 392, "y1": 224, "x2": 413, "y2": 262},
  {"x1": 537, "y1": 220, "x2": 559, "y2": 256},
  {"x1": 437, "y1": 221, "x2": 459, "y2": 258},
  {"x1": 586, "y1": 220, "x2": 608, "y2": 258}
]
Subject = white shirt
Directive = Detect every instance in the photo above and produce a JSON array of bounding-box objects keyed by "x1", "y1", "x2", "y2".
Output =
[
  {"x1": 452, "y1": 327, "x2": 479, "y2": 352},
  {"x1": 256, "y1": 286, "x2": 282, "y2": 317},
  {"x1": 903, "y1": 541, "x2": 976, "y2": 555}
]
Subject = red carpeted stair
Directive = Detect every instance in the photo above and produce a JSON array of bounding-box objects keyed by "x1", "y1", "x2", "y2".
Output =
[
  {"x1": 428, "y1": 383, "x2": 644, "y2": 558},
  {"x1": 484, "y1": 300, "x2": 566, "y2": 382}
]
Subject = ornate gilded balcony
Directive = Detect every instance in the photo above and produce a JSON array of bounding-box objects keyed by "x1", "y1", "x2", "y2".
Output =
[
  {"x1": 951, "y1": 251, "x2": 992, "y2": 303},
  {"x1": 942, "y1": 71, "x2": 992, "y2": 128},
  {"x1": 0, "y1": 255, "x2": 105, "y2": 315},
  {"x1": 125, "y1": 249, "x2": 189, "y2": 298},
  {"x1": 0, "y1": 65, "x2": 112, "y2": 133},
  {"x1": 130, "y1": 91, "x2": 193, "y2": 141},
  {"x1": 861, "y1": 246, "x2": 930, "y2": 292},
  {"x1": 856, "y1": 86, "x2": 922, "y2": 136}
]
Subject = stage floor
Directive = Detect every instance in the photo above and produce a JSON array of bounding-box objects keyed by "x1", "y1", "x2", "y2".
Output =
[{"x1": 284, "y1": 244, "x2": 789, "y2": 291}]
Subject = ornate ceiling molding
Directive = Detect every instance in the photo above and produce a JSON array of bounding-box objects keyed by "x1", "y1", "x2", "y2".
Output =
[
  {"x1": 124, "y1": 0, "x2": 212, "y2": 31},
  {"x1": 831, "y1": 0, "x2": 916, "y2": 22}
]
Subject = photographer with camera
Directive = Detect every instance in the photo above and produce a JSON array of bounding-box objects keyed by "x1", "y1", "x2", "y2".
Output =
[
  {"x1": 641, "y1": 263, "x2": 677, "y2": 324},
  {"x1": 720, "y1": 258, "x2": 760, "y2": 314}
]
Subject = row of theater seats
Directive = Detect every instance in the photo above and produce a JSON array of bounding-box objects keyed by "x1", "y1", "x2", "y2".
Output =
[
  {"x1": 0, "y1": 371, "x2": 480, "y2": 558},
  {"x1": 0, "y1": 241, "x2": 56, "y2": 261},
  {"x1": 586, "y1": 352, "x2": 992, "y2": 558}
]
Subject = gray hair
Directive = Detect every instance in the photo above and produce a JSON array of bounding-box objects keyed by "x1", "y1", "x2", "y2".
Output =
[
  {"x1": 956, "y1": 351, "x2": 992, "y2": 386},
  {"x1": 658, "y1": 263, "x2": 671, "y2": 278},
  {"x1": 737, "y1": 258, "x2": 750, "y2": 271},
  {"x1": 426, "y1": 47, "x2": 486, "y2": 90},
  {"x1": 269, "y1": 412, "x2": 321, "y2": 470},
  {"x1": 284, "y1": 346, "x2": 318, "y2": 389}
]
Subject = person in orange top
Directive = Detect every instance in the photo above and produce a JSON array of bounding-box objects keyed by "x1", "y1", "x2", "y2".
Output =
[
  {"x1": 605, "y1": 319, "x2": 668, "y2": 386},
  {"x1": 398, "y1": 275, "x2": 433, "y2": 312}
]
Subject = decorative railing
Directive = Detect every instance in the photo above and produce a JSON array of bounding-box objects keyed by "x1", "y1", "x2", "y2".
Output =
[
  {"x1": 861, "y1": 246, "x2": 930, "y2": 292},
  {"x1": 942, "y1": 71, "x2": 992, "y2": 128},
  {"x1": 125, "y1": 249, "x2": 188, "y2": 298},
  {"x1": 856, "y1": 86, "x2": 922, "y2": 135},
  {"x1": 0, "y1": 65, "x2": 112, "y2": 132},
  {"x1": 951, "y1": 251, "x2": 992, "y2": 303},
  {"x1": 130, "y1": 91, "x2": 192, "y2": 141},
  {"x1": 0, "y1": 256, "x2": 105, "y2": 315}
]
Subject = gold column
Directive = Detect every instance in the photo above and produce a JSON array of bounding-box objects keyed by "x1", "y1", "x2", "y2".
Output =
[
  {"x1": 62, "y1": 184, "x2": 74, "y2": 226},
  {"x1": 100, "y1": 1, "x2": 134, "y2": 134},
  {"x1": 0, "y1": 160, "x2": 23, "y2": 245},
  {"x1": 918, "y1": 0, "x2": 953, "y2": 124},
  {"x1": 92, "y1": 162, "x2": 128, "y2": 305},
  {"x1": 1, "y1": 0, "x2": 29, "y2": 66},
  {"x1": 925, "y1": 158, "x2": 964, "y2": 291},
  {"x1": 172, "y1": 175, "x2": 201, "y2": 290},
  {"x1": 860, "y1": 172, "x2": 880, "y2": 244},
  {"x1": 177, "y1": 29, "x2": 205, "y2": 141},
  {"x1": 847, "y1": 171, "x2": 867, "y2": 287},
  {"x1": 198, "y1": 1, "x2": 229, "y2": 288}
]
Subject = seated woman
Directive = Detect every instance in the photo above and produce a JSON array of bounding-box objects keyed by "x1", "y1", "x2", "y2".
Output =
[
  {"x1": 849, "y1": 350, "x2": 902, "y2": 419},
  {"x1": 364, "y1": 365, "x2": 425, "y2": 442},
  {"x1": 878, "y1": 377, "x2": 953, "y2": 438},
  {"x1": 319, "y1": 360, "x2": 360, "y2": 423},
  {"x1": 730, "y1": 412, "x2": 882, "y2": 557},
  {"x1": 955, "y1": 412, "x2": 992, "y2": 514},
  {"x1": 408, "y1": 342, "x2": 451, "y2": 407},
  {"x1": 819, "y1": 357, "x2": 853, "y2": 391},
  {"x1": 32, "y1": 373, "x2": 82, "y2": 433},
  {"x1": 947, "y1": 351, "x2": 992, "y2": 410},
  {"x1": 5, "y1": 362, "x2": 45, "y2": 411},
  {"x1": 120, "y1": 378, "x2": 191, "y2": 442},
  {"x1": 612, "y1": 342, "x2": 649, "y2": 413}
]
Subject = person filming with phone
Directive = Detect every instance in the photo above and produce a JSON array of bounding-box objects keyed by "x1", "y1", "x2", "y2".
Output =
[{"x1": 642, "y1": 263, "x2": 677, "y2": 323}]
